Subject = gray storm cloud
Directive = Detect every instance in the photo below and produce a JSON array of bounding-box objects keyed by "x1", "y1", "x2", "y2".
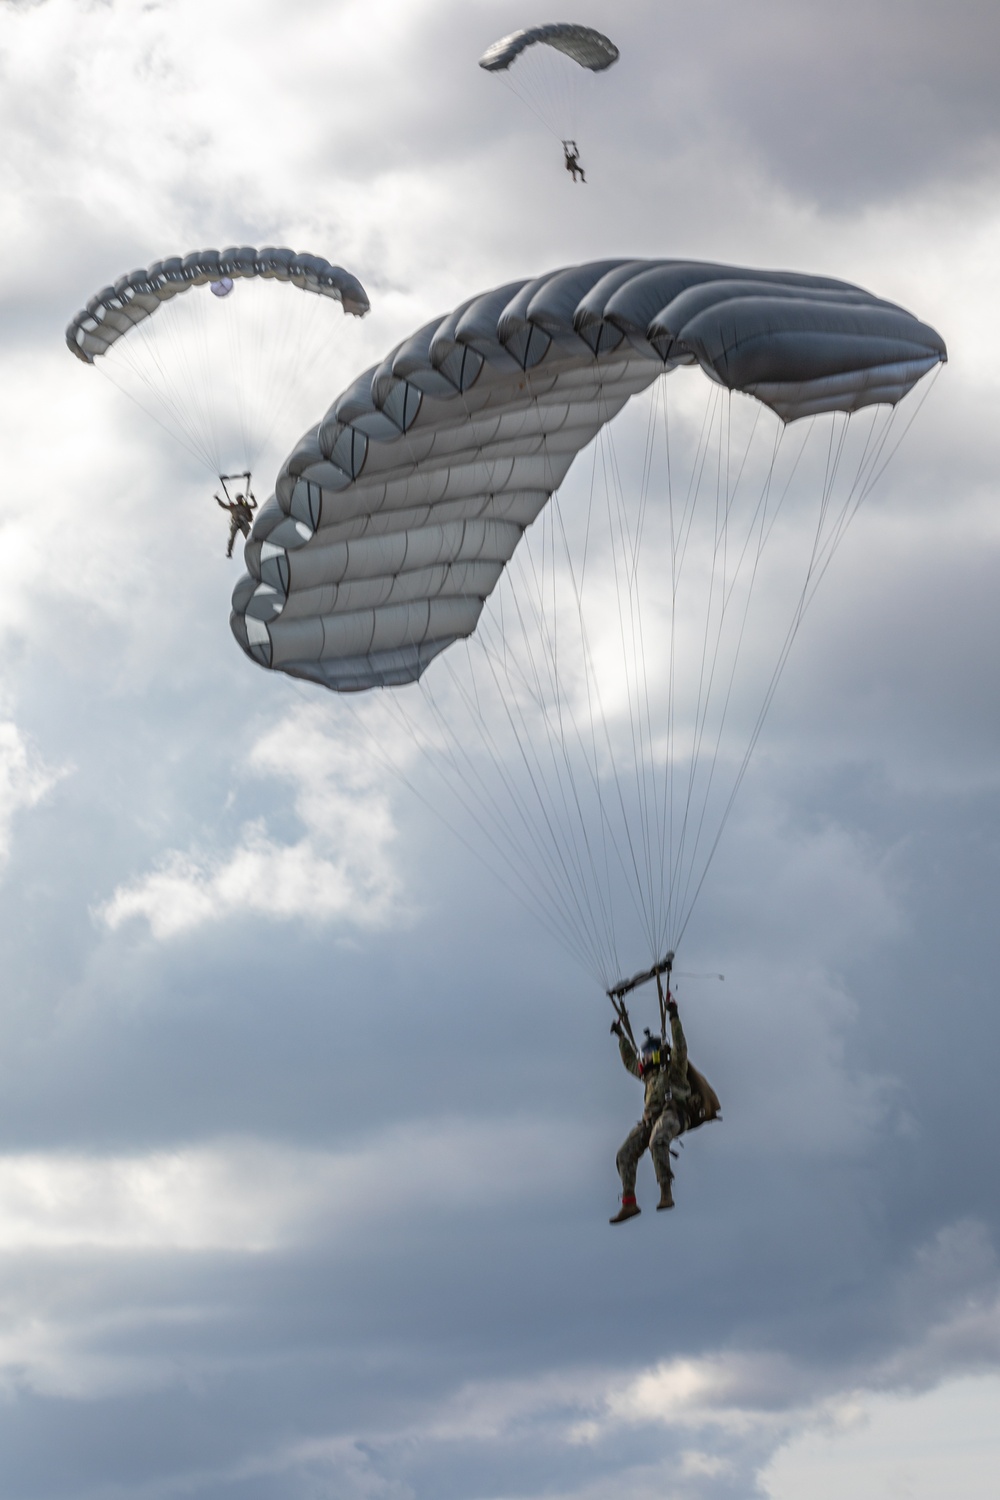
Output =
[{"x1": 0, "y1": 2, "x2": 997, "y2": 1498}]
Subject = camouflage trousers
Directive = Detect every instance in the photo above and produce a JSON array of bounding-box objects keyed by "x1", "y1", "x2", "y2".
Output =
[
  {"x1": 226, "y1": 514, "x2": 252, "y2": 558},
  {"x1": 616, "y1": 1105, "x2": 683, "y2": 1194}
]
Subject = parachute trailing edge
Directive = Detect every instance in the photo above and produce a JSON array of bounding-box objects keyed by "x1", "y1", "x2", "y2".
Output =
[
  {"x1": 66, "y1": 247, "x2": 370, "y2": 364},
  {"x1": 230, "y1": 258, "x2": 946, "y2": 695},
  {"x1": 478, "y1": 23, "x2": 619, "y2": 73}
]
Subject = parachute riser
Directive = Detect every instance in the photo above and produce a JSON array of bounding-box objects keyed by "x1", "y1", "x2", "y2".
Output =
[
  {"x1": 607, "y1": 951, "x2": 674, "y2": 1001},
  {"x1": 607, "y1": 952, "x2": 674, "y2": 1041},
  {"x1": 219, "y1": 471, "x2": 252, "y2": 504}
]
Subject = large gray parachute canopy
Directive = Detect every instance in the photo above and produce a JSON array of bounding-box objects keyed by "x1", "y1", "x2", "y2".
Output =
[
  {"x1": 66, "y1": 247, "x2": 370, "y2": 364},
  {"x1": 230, "y1": 257, "x2": 945, "y2": 695},
  {"x1": 479, "y1": 23, "x2": 619, "y2": 73}
]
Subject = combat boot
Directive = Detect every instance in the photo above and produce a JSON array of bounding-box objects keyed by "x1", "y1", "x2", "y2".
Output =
[
  {"x1": 610, "y1": 1192, "x2": 640, "y2": 1224},
  {"x1": 656, "y1": 1178, "x2": 674, "y2": 1211}
]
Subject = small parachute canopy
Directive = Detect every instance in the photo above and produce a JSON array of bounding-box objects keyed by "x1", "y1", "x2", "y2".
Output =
[
  {"x1": 66, "y1": 247, "x2": 370, "y2": 364},
  {"x1": 479, "y1": 23, "x2": 619, "y2": 73}
]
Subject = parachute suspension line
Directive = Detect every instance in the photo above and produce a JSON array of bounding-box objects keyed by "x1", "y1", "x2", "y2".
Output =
[
  {"x1": 667, "y1": 387, "x2": 730, "y2": 933},
  {"x1": 631, "y1": 380, "x2": 671, "y2": 948},
  {"x1": 794, "y1": 364, "x2": 940, "y2": 624},
  {"x1": 337, "y1": 604, "x2": 599, "y2": 971},
  {"x1": 560, "y1": 474, "x2": 659, "y2": 966},
  {"x1": 217, "y1": 282, "x2": 339, "y2": 476},
  {"x1": 597, "y1": 395, "x2": 662, "y2": 959},
  {"x1": 100, "y1": 278, "x2": 362, "y2": 483},
  {"x1": 420, "y1": 649, "x2": 606, "y2": 974},
  {"x1": 403, "y1": 398, "x2": 633, "y2": 981},
  {"x1": 101, "y1": 305, "x2": 222, "y2": 473},
  {"x1": 605, "y1": 397, "x2": 657, "y2": 926},
  {"x1": 218, "y1": 292, "x2": 250, "y2": 471},
  {"x1": 530, "y1": 495, "x2": 628, "y2": 975},
  {"x1": 149, "y1": 290, "x2": 229, "y2": 471},
  {"x1": 854, "y1": 362, "x2": 941, "y2": 507},
  {"x1": 251, "y1": 281, "x2": 346, "y2": 467},
  {"x1": 576, "y1": 445, "x2": 620, "y2": 938},
  {"x1": 543, "y1": 399, "x2": 660, "y2": 973},
  {"x1": 812, "y1": 406, "x2": 886, "y2": 586},
  {"x1": 642, "y1": 391, "x2": 671, "y2": 951},
  {"x1": 660, "y1": 372, "x2": 682, "y2": 949},
  {"x1": 666, "y1": 394, "x2": 787, "y2": 941},
  {"x1": 496, "y1": 433, "x2": 648, "y2": 979},
  {"x1": 227, "y1": 285, "x2": 284, "y2": 468},
  {"x1": 668, "y1": 389, "x2": 924, "y2": 951},
  {"x1": 559, "y1": 405, "x2": 660, "y2": 969},
  {"x1": 551, "y1": 489, "x2": 624, "y2": 972},
  {"x1": 493, "y1": 46, "x2": 584, "y2": 141},
  {"x1": 657, "y1": 379, "x2": 730, "y2": 939},
  {"x1": 445, "y1": 608, "x2": 606, "y2": 973},
  {"x1": 97, "y1": 359, "x2": 217, "y2": 474},
  {"x1": 486, "y1": 561, "x2": 624, "y2": 982},
  {"x1": 529, "y1": 449, "x2": 637, "y2": 977},
  {"x1": 672, "y1": 407, "x2": 833, "y2": 943},
  {"x1": 486, "y1": 523, "x2": 623, "y2": 979},
  {"x1": 449, "y1": 387, "x2": 695, "y2": 982},
  {"x1": 397, "y1": 408, "x2": 614, "y2": 975},
  {"x1": 665, "y1": 384, "x2": 724, "y2": 940},
  {"x1": 535, "y1": 413, "x2": 654, "y2": 976},
  {"x1": 498, "y1": 76, "x2": 549, "y2": 138},
  {"x1": 218, "y1": 292, "x2": 248, "y2": 468},
  {"x1": 331, "y1": 681, "x2": 589, "y2": 973},
  {"x1": 329, "y1": 380, "x2": 937, "y2": 990},
  {"x1": 660, "y1": 381, "x2": 735, "y2": 945},
  {"x1": 659, "y1": 376, "x2": 740, "y2": 946},
  {"x1": 225, "y1": 282, "x2": 277, "y2": 468},
  {"x1": 394, "y1": 387, "x2": 610, "y2": 973},
  {"x1": 656, "y1": 384, "x2": 836, "y2": 950}
]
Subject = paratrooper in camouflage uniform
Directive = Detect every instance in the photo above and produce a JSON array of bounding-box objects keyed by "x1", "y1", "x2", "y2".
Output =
[
  {"x1": 610, "y1": 998, "x2": 691, "y2": 1221},
  {"x1": 216, "y1": 489, "x2": 257, "y2": 558}
]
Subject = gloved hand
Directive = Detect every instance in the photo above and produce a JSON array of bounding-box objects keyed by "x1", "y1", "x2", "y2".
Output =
[{"x1": 610, "y1": 1020, "x2": 623, "y2": 1037}]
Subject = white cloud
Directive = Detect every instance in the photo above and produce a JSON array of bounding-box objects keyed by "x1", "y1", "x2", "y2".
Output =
[
  {"x1": 0, "y1": 1113, "x2": 593, "y2": 1405},
  {"x1": 0, "y1": 719, "x2": 66, "y2": 865},
  {"x1": 0, "y1": 1143, "x2": 292, "y2": 1255},
  {"x1": 407, "y1": 1234, "x2": 1000, "y2": 1462},
  {"x1": 761, "y1": 1375, "x2": 1000, "y2": 1500},
  {"x1": 0, "y1": 1115, "x2": 588, "y2": 1255},
  {"x1": 99, "y1": 704, "x2": 406, "y2": 937}
]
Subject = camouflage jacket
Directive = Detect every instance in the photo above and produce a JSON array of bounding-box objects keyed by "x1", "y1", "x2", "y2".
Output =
[{"x1": 619, "y1": 1011, "x2": 692, "y2": 1121}]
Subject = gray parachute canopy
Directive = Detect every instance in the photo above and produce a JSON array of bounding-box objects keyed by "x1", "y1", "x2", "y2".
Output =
[
  {"x1": 230, "y1": 257, "x2": 945, "y2": 695},
  {"x1": 66, "y1": 247, "x2": 370, "y2": 364},
  {"x1": 479, "y1": 23, "x2": 619, "y2": 73}
]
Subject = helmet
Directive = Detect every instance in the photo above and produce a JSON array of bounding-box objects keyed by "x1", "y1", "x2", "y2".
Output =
[{"x1": 639, "y1": 1029, "x2": 667, "y2": 1074}]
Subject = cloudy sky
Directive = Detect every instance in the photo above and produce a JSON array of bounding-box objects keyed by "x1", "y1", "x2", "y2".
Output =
[{"x1": 2, "y1": 1, "x2": 999, "y2": 1497}]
